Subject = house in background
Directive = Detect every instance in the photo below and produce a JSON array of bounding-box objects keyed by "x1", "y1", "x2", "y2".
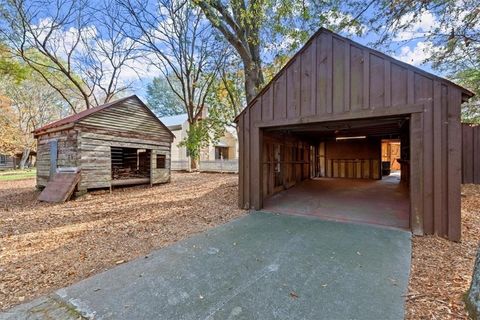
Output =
[
  {"x1": 0, "y1": 154, "x2": 16, "y2": 170},
  {"x1": 160, "y1": 112, "x2": 238, "y2": 173}
]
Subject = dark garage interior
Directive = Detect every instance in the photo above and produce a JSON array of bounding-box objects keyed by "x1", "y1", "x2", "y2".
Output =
[{"x1": 261, "y1": 116, "x2": 410, "y2": 229}]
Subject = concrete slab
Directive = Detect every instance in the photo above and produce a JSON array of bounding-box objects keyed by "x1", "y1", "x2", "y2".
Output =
[
  {"x1": 264, "y1": 174, "x2": 410, "y2": 229},
  {"x1": 1, "y1": 213, "x2": 411, "y2": 320}
]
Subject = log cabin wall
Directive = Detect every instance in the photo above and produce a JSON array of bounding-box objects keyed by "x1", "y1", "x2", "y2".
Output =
[
  {"x1": 36, "y1": 128, "x2": 78, "y2": 188},
  {"x1": 75, "y1": 126, "x2": 171, "y2": 190},
  {"x1": 35, "y1": 96, "x2": 173, "y2": 192},
  {"x1": 237, "y1": 28, "x2": 472, "y2": 241}
]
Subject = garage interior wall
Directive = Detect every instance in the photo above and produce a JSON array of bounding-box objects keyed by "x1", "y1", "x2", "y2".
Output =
[{"x1": 237, "y1": 28, "x2": 471, "y2": 241}]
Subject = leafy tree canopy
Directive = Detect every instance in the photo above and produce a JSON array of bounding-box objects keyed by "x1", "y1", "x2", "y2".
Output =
[
  {"x1": 146, "y1": 77, "x2": 185, "y2": 117},
  {"x1": 0, "y1": 44, "x2": 28, "y2": 83}
]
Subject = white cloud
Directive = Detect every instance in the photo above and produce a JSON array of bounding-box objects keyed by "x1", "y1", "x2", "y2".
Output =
[
  {"x1": 394, "y1": 10, "x2": 437, "y2": 41},
  {"x1": 394, "y1": 41, "x2": 433, "y2": 66}
]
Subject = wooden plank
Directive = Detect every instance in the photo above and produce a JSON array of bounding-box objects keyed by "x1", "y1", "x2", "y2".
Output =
[
  {"x1": 287, "y1": 58, "x2": 301, "y2": 119},
  {"x1": 81, "y1": 132, "x2": 169, "y2": 148},
  {"x1": 332, "y1": 37, "x2": 345, "y2": 114},
  {"x1": 244, "y1": 111, "x2": 250, "y2": 208},
  {"x1": 410, "y1": 112, "x2": 424, "y2": 235},
  {"x1": 316, "y1": 32, "x2": 333, "y2": 114},
  {"x1": 273, "y1": 72, "x2": 287, "y2": 120},
  {"x1": 447, "y1": 87, "x2": 462, "y2": 241},
  {"x1": 475, "y1": 126, "x2": 480, "y2": 184},
  {"x1": 416, "y1": 74, "x2": 434, "y2": 234},
  {"x1": 262, "y1": 87, "x2": 273, "y2": 121},
  {"x1": 111, "y1": 178, "x2": 149, "y2": 186},
  {"x1": 237, "y1": 115, "x2": 247, "y2": 208},
  {"x1": 255, "y1": 103, "x2": 424, "y2": 128},
  {"x1": 362, "y1": 51, "x2": 370, "y2": 109},
  {"x1": 350, "y1": 46, "x2": 363, "y2": 111},
  {"x1": 407, "y1": 70, "x2": 415, "y2": 104},
  {"x1": 344, "y1": 43, "x2": 351, "y2": 112},
  {"x1": 432, "y1": 80, "x2": 444, "y2": 235},
  {"x1": 440, "y1": 84, "x2": 449, "y2": 236},
  {"x1": 250, "y1": 101, "x2": 262, "y2": 209},
  {"x1": 300, "y1": 42, "x2": 315, "y2": 117},
  {"x1": 463, "y1": 124, "x2": 474, "y2": 183},
  {"x1": 369, "y1": 54, "x2": 385, "y2": 109},
  {"x1": 77, "y1": 125, "x2": 171, "y2": 145},
  {"x1": 38, "y1": 171, "x2": 81, "y2": 203},
  {"x1": 384, "y1": 61, "x2": 391, "y2": 107}
]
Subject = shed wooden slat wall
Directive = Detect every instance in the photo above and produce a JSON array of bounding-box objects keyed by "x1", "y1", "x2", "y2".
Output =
[
  {"x1": 237, "y1": 28, "x2": 466, "y2": 241},
  {"x1": 78, "y1": 99, "x2": 173, "y2": 141},
  {"x1": 462, "y1": 124, "x2": 480, "y2": 184}
]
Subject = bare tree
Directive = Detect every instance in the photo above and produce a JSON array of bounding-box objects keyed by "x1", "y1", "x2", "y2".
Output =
[
  {"x1": 0, "y1": 0, "x2": 138, "y2": 112},
  {"x1": 117, "y1": 0, "x2": 227, "y2": 168},
  {"x1": 0, "y1": 72, "x2": 67, "y2": 168},
  {"x1": 79, "y1": 1, "x2": 140, "y2": 105}
]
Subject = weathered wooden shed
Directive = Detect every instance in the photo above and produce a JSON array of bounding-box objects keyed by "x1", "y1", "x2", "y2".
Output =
[
  {"x1": 34, "y1": 95, "x2": 174, "y2": 194},
  {"x1": 236, "y1": 28, "x2": 474, "y2": 241}
]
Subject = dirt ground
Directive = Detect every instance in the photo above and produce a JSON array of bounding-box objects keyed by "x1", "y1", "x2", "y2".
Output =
[
  {"x1": 0, "y1": 172, "x2": 245, "y2": 311},
  {"x1": 406, "y1": 184, "x2": 480, "y2": 319}
]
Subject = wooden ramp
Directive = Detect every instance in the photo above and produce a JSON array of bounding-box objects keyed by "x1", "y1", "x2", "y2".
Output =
[{"x1": 38, "y1": 169, "x2": 81, "y2": 203}]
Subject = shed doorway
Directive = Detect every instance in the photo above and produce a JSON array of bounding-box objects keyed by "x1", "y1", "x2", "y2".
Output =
[
  {"x1": 111, "y1": 147, "x2": 151, "y2": 187},
  {"x1": 261, "y1": 116, "x2": 410, "y2": 230}
]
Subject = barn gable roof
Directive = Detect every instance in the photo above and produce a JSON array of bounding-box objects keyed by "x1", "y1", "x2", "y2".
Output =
[
  {"x1": 235, "y1": 28, "x2": 474, "y2": 122},
  {"x1": 34, "y1": 95, "x2": 175, "y2": 139}
]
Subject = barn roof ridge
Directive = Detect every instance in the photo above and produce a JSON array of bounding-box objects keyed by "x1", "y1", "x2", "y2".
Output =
[
  {"x1": 34, "y1": 95, "x2": 175, "y2": 139},
  {"x1": 234, "y1": 27, "x2": 474, "y2": 122}
]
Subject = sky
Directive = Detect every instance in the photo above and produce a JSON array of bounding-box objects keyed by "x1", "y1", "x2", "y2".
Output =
[
  {"x1": 25, "y1": 2, "x2": 445, "y2": 101},
  {"x1": 127, "y1": 9, "x2": 442, "y2": 99}
]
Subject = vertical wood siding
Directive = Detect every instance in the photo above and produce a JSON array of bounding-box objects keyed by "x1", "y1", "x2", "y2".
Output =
[
  {"x1": 237, "y1": 29, "x2": 468, "y2": 241},
  {"x1": 462, "y1": 124, "x2": 480, "y2": 184}
]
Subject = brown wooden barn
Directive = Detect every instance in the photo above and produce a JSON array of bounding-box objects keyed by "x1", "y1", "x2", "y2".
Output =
[
  {"x1": 236, "y1": 28, "x2": 474, "y2": 241},
  {"x1": 34, "y1": 95, "x2": 174, "y2": 195}
]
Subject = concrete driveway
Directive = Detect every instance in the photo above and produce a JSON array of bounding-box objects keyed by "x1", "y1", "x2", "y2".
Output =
[{"x1": 1, "y1": 212, "x2": 411, "y2": 320}]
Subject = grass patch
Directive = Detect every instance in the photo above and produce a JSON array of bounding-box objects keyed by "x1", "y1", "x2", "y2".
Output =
[{"x1": 0, "y1": 169, "x2": 36, "y2": 181}]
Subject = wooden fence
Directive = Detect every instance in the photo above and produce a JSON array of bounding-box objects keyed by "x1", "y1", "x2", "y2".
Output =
[{"x1": 462, "y1": 123, "x2": 480, "y2": 184}]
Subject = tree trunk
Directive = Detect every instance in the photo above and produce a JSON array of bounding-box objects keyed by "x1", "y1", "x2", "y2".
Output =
[
  {"x1": 190, "y1": 157, "x2": 198, "y2": 171},
  {"x1": 244, "y1": 58, "x2": 264, "y2": 103},
  {"x1": 19, "y1": 147, "x2": 30, "y2": 169},
  {"x1": 467, "y1": 245, "x2": 480, "y2": 319}
]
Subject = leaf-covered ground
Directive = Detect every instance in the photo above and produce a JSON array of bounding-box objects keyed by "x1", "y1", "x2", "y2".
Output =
[
  {"x1": 1, "y1": 174, "x2": 478, "y2": 318},
  {"x1": 406, "y1": 184, "x2": 480, "y2": 319},
  {"x1": 0, "y1": 172, "x2": 245, "y2": 311}
]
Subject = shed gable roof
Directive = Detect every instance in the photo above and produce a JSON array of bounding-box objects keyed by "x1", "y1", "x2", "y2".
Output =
[
  {"x1": 34, "y1": 95, "x2": 175, "y2": 139},
  {"x1": 235, "y1": 28, "x2": 474, "y2": 122}
]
